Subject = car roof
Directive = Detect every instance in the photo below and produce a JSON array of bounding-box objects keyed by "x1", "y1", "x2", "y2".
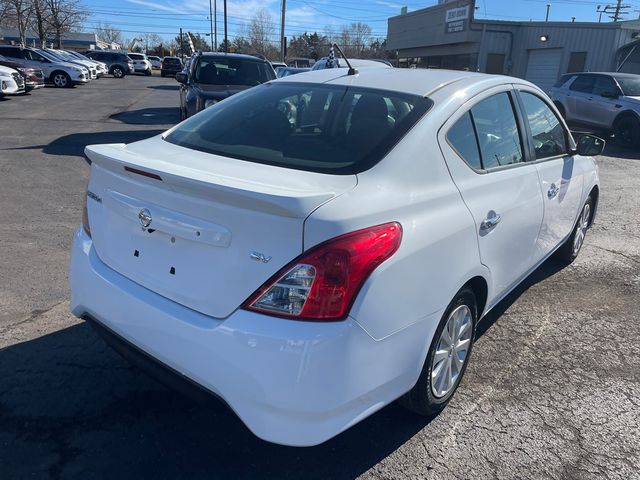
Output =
[
  {"x1": 198, "y1": 52, "x2": 269, "y2": 62},
  {"x1": 274, "y1": 67, "x2": 522, "y2": 98}
]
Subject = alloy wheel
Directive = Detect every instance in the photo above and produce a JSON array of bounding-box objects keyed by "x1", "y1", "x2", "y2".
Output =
[
  {"x1": 572, "y1": 203, "x2": 590, "y2": 256},
  {"x1": 53, "y1": 74, "x2": 67, "y2": 87},
  {"x1": 431, "y1": 304, "x2": 473, "y2": 398}
]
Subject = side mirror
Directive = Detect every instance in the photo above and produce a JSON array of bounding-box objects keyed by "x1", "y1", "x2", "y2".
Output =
[
  {"x1": 575, "y1": 134, "x2": 605, "y2": 156},
  {"x1": 600, "y1": 90, "x2": 619, "y2": 99},
  {"x1": 175, "y1": 72, "x2": 187, "y2": 84}
]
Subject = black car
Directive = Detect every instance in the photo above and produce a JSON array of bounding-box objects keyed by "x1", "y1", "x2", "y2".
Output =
[
  {"x1": 176, "y1": 52, "x2": 276, "y2": 119},
  {"x1": 83, "y1": 51, "x2": 133, "y2": 78},
  {"x1": 160, "y1": 57, "x2": 183, "y2": 77}
]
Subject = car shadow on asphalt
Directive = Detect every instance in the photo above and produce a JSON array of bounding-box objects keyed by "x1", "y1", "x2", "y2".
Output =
[
  {"x1": 146, "y1": 84, "x2": 180, "y2": 91},
  {"x1": 4, "y1": 129, "x2": 167, "y2": 158},
  {"x1": 110, "y1": 107, "x2": 180, "y2": 125},
  {"x1": 476, "y1": 258, "x2": 566, "y2": 339},
  {"x1": 0, "y1": 321, "x2": 432, "y2": 479}
]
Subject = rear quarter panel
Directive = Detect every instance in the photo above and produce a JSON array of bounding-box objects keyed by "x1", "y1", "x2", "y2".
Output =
[{"x1": 304, "y1": 113, "x2": 486, "y2": 341}]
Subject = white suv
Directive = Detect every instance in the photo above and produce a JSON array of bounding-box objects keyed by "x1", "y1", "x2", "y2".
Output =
[
  {"x1": 127, "y1": 53, "x2": 152, "y2": 75},
  {"x1": 551, "y1": 72, "x2": 640, "y2": 148},
  {"x1": 0, "y1": 64, "x2": 25, "y2": 95},
  {"x1": 0, "y1": 46, "x2": 88, "y2": 88}
]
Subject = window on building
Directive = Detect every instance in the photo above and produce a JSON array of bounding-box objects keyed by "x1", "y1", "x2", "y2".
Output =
[
  {"x1": 569, "y1": 74, "x2": 595, "y2": 93},
  {"x1": 470, "y1": 93, "x2": 524, "y2": 169},
  {"x1": 447, "y1": 112, "x2": 482, "y2": 170},
  {"x1": 520, "y1": 92, "x2": 567, "y2": 159},
  {"x1": 486, "y1": 53, "x2": 505, "y2": 74},
  {"x1": 567, "y1": 52, "x2": 587, "y2": 73}
]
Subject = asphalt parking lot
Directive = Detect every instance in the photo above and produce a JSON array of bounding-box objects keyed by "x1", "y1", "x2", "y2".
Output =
[{"x1": 1, "y1": 75, "x2": 639, "y2": 480}]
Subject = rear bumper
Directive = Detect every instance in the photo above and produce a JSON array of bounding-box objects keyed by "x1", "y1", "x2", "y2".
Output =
[{"x1": 69, "y1": 228, "x2": 430, "y2": 446}]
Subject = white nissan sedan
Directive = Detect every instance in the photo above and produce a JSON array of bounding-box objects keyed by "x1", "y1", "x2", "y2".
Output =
[{"x1": 70, "y1": 68, "x2": 602, "y2": 446}]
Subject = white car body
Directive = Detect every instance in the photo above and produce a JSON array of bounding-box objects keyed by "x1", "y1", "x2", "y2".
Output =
[
  {"x1": 148, "y1": 56, "x2": 162, "y2": 69},
  {"x1": 0, "y1": 46, "x2": 89, "y2": 86},
  {"x1": 70, "y1": 68, "x2": 600, "y2": 447},
  {"x1": 0, "y1": 64, "x2": 25, "y2": 95},
  {"x1": 38, "y1": 49, "x2": 95, "y2": 80},
  {"x1": 311, "y1": 57, "x2": 393, "y2": 70},
  {"x1": 128, "y1": 53, "x2": 152, "y2": 74},
  {"x1": 57, "y1": 49, "x2": 106, "y2": 78}
]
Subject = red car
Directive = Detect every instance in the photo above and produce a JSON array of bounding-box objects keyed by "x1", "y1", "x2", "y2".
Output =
[{"x1": 0, "y1": 54, "x2": 45, "y2": 92}]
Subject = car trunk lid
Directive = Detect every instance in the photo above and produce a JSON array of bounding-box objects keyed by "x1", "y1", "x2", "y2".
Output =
[{"x1": 84, "y1": 138, "x2": 356, "y2": 319}]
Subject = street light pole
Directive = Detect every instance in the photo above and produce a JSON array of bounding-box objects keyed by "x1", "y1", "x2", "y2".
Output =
[
  {"x1": 214, "y1": 0, "x2": 217, "y2": 51},
  {"x1": 224, "y1": 0, "x2": 228, "y2": 52},
  {"x1": 545, "y1": 3, "x2": 550, "y2": 21},
  {"x1": 209, "y1": 0, "x2": 214, "y2": 51}
]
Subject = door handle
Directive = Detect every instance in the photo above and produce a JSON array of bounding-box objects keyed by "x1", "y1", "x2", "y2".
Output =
[
  {"x1": 480, "y1": 212, "x2": 502, "y2": 231},
  {"x1": 548, "y1": 183, "x2": 560, "y2": 199}
]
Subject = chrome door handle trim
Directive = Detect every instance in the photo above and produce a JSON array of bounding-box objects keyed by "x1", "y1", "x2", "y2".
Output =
[
  {"x1": 480, "y1": 213, "x2": 502, "y2": 231},
  {"x1": 548, "y1": 183, "x2": 559, "y2": 199}
]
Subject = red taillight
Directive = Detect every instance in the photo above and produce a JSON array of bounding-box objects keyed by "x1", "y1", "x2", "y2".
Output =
[{"x1": 242, "y1": 222, "x2": 402, "y2": 321}]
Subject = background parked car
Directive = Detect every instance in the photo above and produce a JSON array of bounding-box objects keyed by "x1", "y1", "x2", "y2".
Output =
[
  {"x1": 311, "y1": 57, "x2": 393, "y2": 70},
  {"x1": 148, "y1": 55, "x2": 162, "y2": 69},
  {"x1": 0, "y1": 54, "x2": 44, "y2": 92},
  {"x1": 160, "y1": 56, "x2": 183, "y2": 77},
  {"x1": 551, "y1": 72, "x2": 640, "y2": 148},
  {"x1": 83, "y1": 51, "x2": 133, "y2": 78},
  {"x1": 40, "y1": 49, "x2": 96, "y2": 79},
  {"x1": 176, "y1": 52, "x2": 276, "y2": 119},
  {"x1": 62, "y1": 50, "x2": 107, "y2": 77},
  {"x1": 128, "y1": 53, "x2": 152, "y2": 76},
  {"x1": 0, "y1": 64, "x2": 25, "y2": 95},
  {"x1": 0, "y1": 46, "x2": 89, "y2": 88},
  {"x1": 276, "y1": 66, "x2": 310, "y2": 78}
]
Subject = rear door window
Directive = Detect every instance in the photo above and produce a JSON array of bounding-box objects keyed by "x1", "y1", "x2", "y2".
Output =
[
  {"x1": 569, "y1": 75, "x2": 595, "y2": 94},
  {"x1": 165, "y1": 82, "x2": 432, "y2": 174},
  {"x1": 470, "y1": 92, "x2": 524, "y2": 169},
  {"x1": 592, "y1": 75, "x2": 618, "y2": 96}
]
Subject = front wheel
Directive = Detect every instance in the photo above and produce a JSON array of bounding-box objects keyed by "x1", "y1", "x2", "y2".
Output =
[
  {"x1": 399, "y1": 287, "x2": 477, "y2": 416},
  {"x1": 613, "y1": 115, "x2": 640, "y2": 149},
  {"x1": 556, "y1": 196, "x2": 592, "y2": 264},
  {"x1": 51, "y1": 71, "x2": 71, "y2": 88}
]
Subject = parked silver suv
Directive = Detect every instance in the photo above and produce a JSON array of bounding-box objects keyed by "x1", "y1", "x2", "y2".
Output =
[{"x1": 551, "y1": 72, "x2": 640, "y2": 148}]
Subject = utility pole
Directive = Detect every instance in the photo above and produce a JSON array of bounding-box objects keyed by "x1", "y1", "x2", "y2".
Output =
[
  {"x1": 280, "y1": 0, "x2": 287, "y2": 62},
  {"x1": 224, "y1": 0, "x2": 228, "y2": 52},
  {"x1": 214, "y1": 0, "x2": 217, "y2": 51},
  {"x1": 209, "y1": 0, "x2": 214, "y2": 51},
  {"x1": 545, "y1": 4, "x2": 550, "y2": 21},
  {"x1": 612, "y1": 0, "x2": 631, "y2": 21},
  {"x1": 179, "y1": 28, "x2": 183, "y2": 59}
]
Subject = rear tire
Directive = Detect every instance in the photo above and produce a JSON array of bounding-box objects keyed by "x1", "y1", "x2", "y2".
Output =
[
  {"x1": 399, "y1": 287, "x2": 477, "y2": 416},
  {"x1": 51, "y1": 71, "x2": 71, "y2": 88},
  {"x1": 555, "y1": 196, "x2": 593, "y2": 264},
  {"x1": 112, "y1": 66, "x2": 125, "y2": 78},
  {"x1": 613, "y1": 114, "x2": 640, "y2": 149}
]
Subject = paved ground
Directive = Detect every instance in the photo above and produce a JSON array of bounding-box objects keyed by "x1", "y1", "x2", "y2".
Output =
[{"x1": 0, "y1": 75, "x2": 638, "y2": 480}]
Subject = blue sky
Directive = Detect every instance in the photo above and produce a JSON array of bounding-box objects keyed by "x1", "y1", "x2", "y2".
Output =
[{"x1": 82, "y1": 0, "x2": 640, "y2": 44}]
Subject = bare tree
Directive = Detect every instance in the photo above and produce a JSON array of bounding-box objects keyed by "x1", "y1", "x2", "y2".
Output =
[
  {"x1": 31, "y1": 0, "x2": 53, "y2": 47},
  {"x1": 338, "y1": 22, "x2": 372, "y2": 57},
  {"x1": 95, "y1": 22, "x2": 123, "y2": 46},
  {"x1": 5, "y1": 0, "x2": 33, "y2": 46},
  {"x1": 44, "y1": 0, "x2": 87, "y2": 48},
  {"x1": 248, "y1": 8, "x2": 275, "y2": 57}
]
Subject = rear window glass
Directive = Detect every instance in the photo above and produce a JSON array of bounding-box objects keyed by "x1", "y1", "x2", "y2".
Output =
[
  {"x1": 164, "y1": 58, "x2": 181, "y2": 64},
  {"x1": 194, "y1": 57, "x2": 275, "y2": 86},
  {"x1": 164, "y1": 82, "x2": 432, "y2": 174}
]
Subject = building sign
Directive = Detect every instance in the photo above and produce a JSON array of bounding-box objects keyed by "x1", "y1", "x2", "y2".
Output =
[
  {"x1": 446, "y1": 5, "x2": 470, "y2": 22},
  {"x1": 445, "y1": 5, "x2": 469, "y2": 33}
]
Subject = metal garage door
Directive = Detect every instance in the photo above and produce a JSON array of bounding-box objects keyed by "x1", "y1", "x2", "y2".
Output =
[{"x1": 525, "y1": 49, "x2": 562, "y2": 94}]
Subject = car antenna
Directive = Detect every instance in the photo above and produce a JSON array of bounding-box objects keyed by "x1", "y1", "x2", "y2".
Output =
[{"x1": 332, "y1": 43, "x2": 358, "y2": 76}]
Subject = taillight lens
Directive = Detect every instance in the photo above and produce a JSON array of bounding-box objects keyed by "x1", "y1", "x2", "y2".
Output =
[{"x1": 242, "y1": 222, "x2": 402, "y2": 321}]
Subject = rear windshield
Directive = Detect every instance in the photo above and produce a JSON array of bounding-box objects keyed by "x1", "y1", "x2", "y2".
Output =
[
  {"x1": 164, "y1": 58, "x2": 181, "y2": 64},
  {"x1": 129, "y1": 53, "x2": 144, "y2": 60},
  {"x1": 194, "y1": 57, "x2": 275, "y2": 86},
  {"x1": 615, "y1": 76, "x2": 640, "y2": 96},
  {"x1": 164, "y1": 82, "x2": 432, "y2": 174}
]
